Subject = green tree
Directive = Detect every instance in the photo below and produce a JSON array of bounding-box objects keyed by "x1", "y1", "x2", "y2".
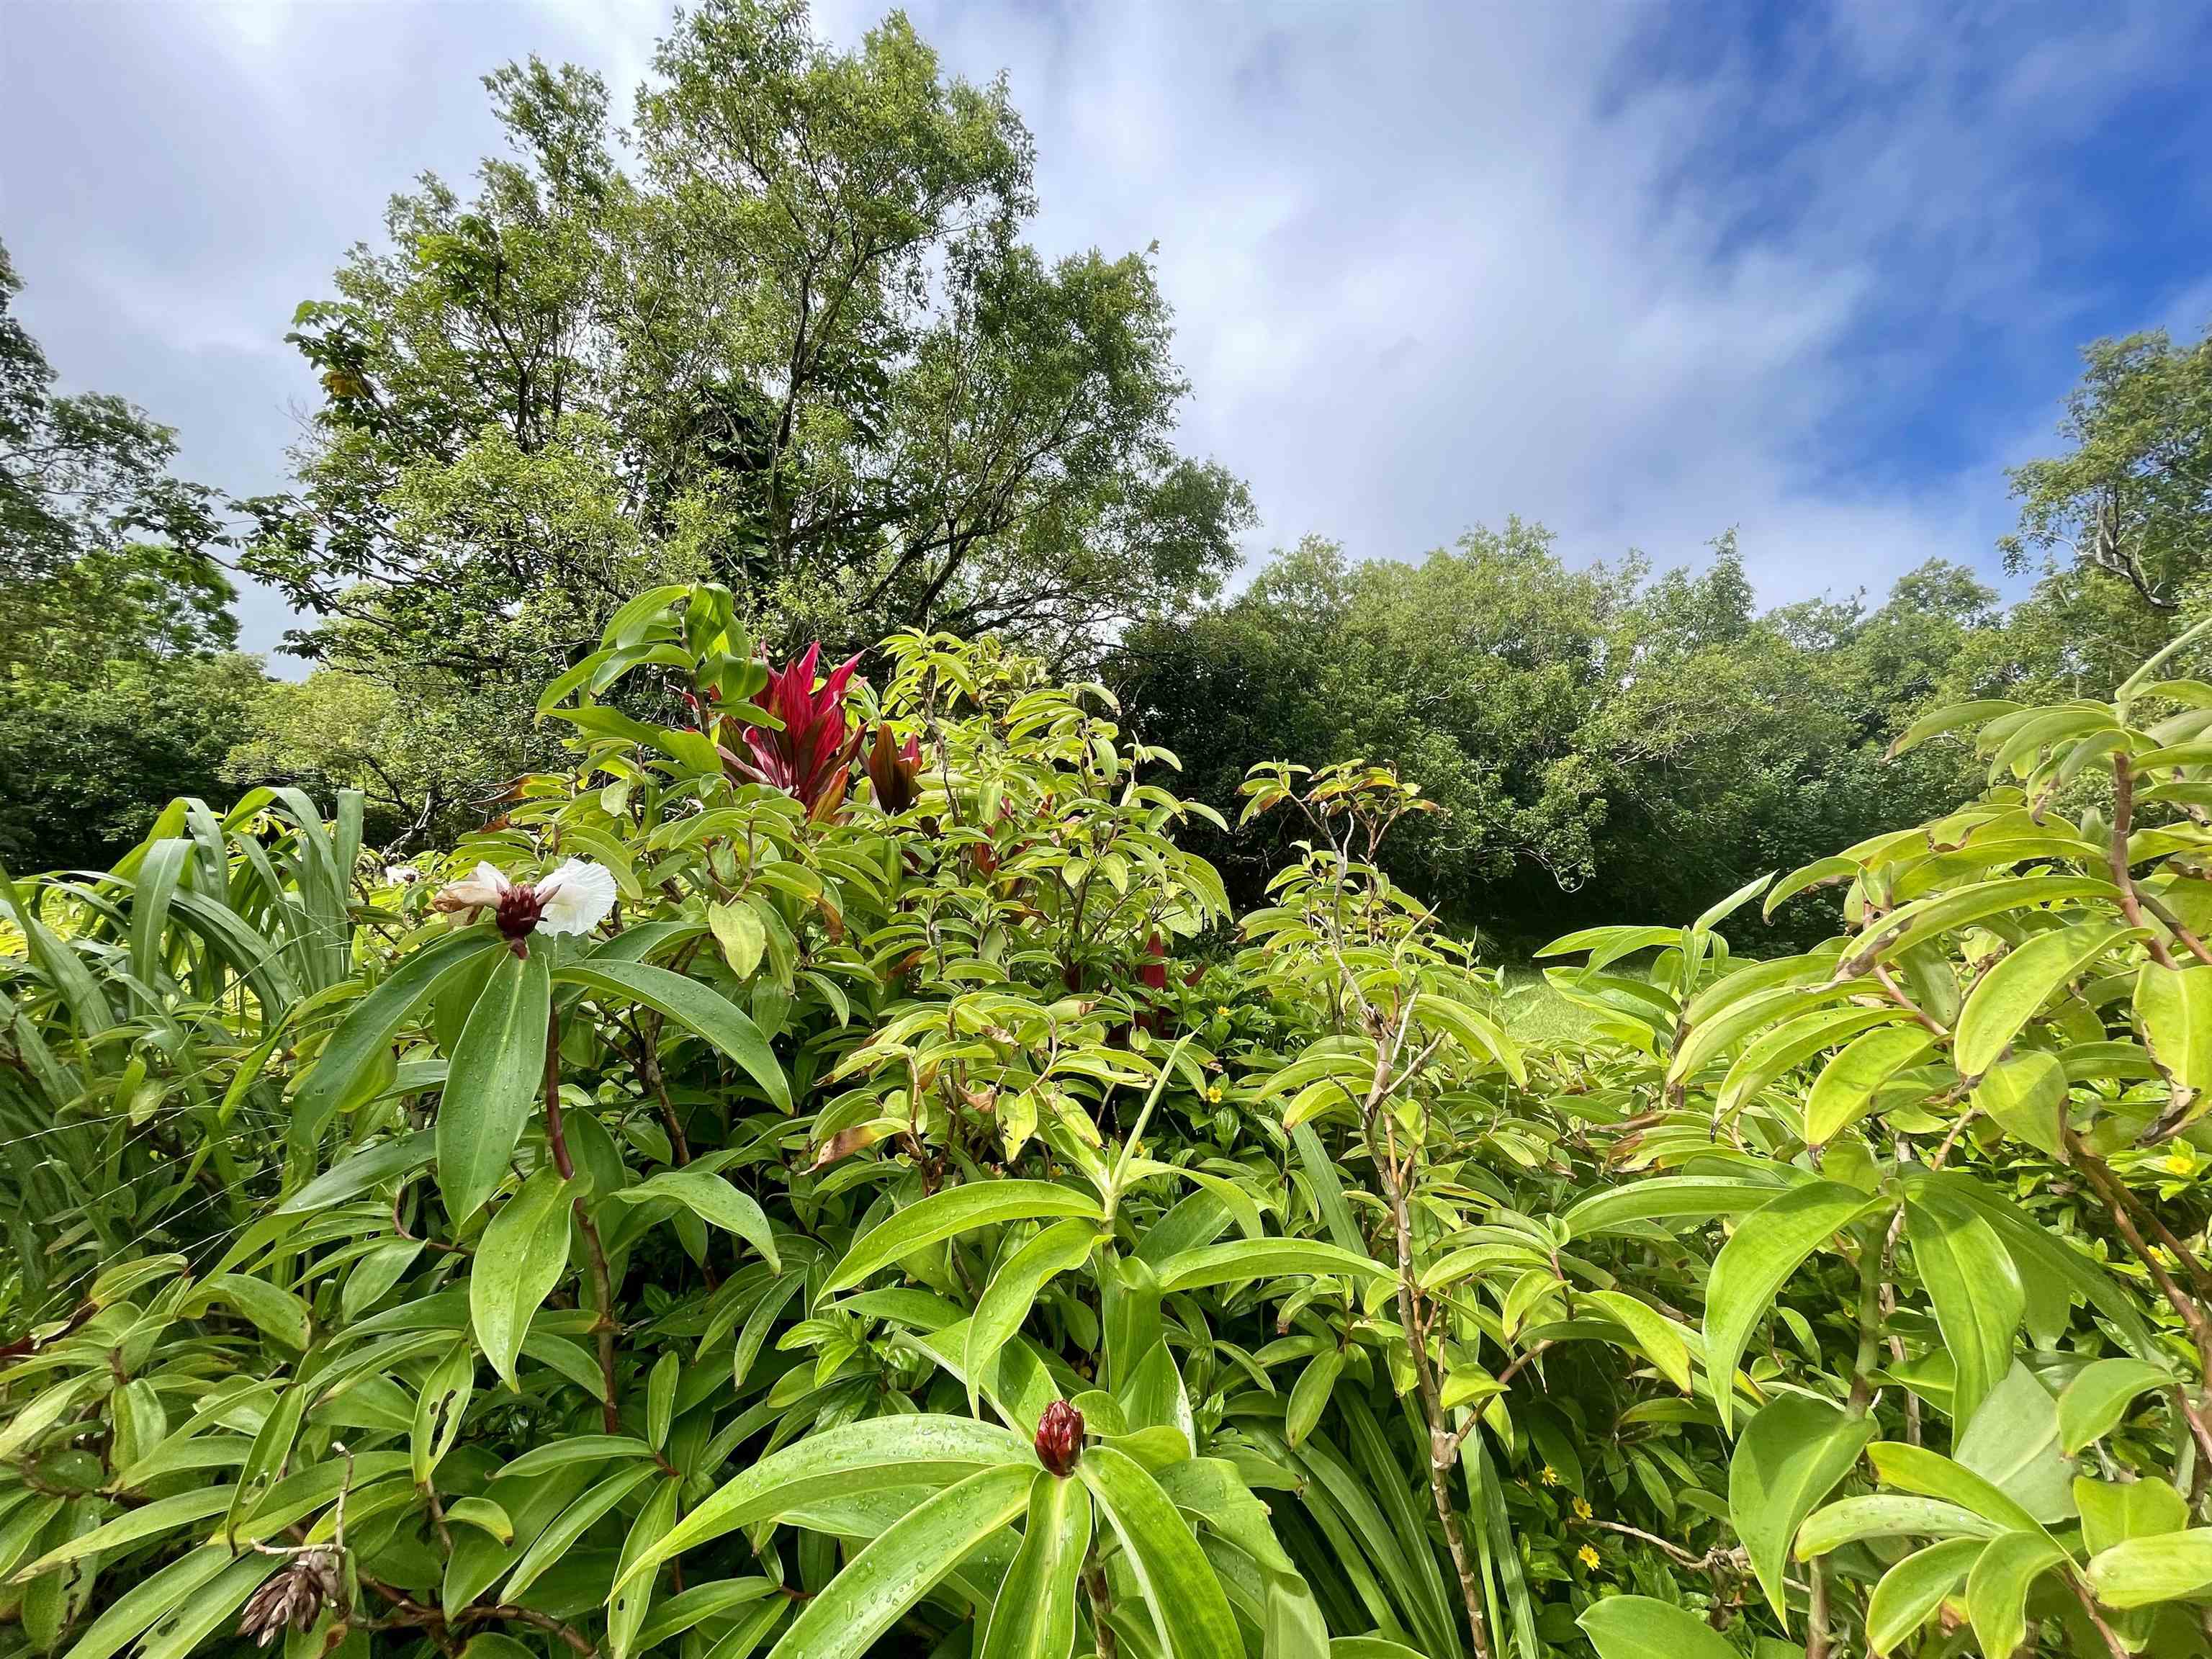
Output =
[
  {"x1": 240, "y1": 0, "x2": 1245, "y2": 703},
  {"x1": 0, "y1": 236, "x2": 263, "y2": 871}
]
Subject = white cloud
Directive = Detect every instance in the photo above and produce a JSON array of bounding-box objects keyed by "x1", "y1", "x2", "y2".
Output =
[{"x1": 3, "y1": 0, "x2": 2206, "y2": 660}]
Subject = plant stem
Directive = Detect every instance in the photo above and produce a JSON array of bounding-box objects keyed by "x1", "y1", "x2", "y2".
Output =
[
  {"x1": 2110, "y1": 756, "x2": 2181, "y2": 970},
  {"x1": 1371, "y1": 1076, "x2": 1493, "y2": 1659}
]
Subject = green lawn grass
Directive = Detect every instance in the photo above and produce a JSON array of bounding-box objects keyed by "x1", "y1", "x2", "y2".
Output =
[{"x1": 1495, "y1": 962, "x2": 1606, "y2": 1043}]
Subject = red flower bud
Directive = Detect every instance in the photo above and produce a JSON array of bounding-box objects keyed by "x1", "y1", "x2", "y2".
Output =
[
  {"x1": 866, "y1": 723, "x2": 923, "y2": 814},
  {"x1": 1035, "y1": 1398, "x2": 1084, "y2": 1476}
]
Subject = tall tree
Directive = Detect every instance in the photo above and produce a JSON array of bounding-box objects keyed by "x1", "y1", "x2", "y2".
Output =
[{"x1": 241, "y1": 0, "x2": 1245, "y2": 701}]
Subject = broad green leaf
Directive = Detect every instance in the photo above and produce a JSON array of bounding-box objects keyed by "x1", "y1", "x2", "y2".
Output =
[
  {"x1": 1286, "y1": 1349, "x2": 1343, "y2": 1447},
  {"x1": 438, "y1": 948, "x2": 551, "y2": 1223},
  {"x1": 278, "y1": 1130, "x2": 435, "y2": 1214},
  {"x1": 194, "y1": 1274, "x2": 312, "y2": 1350},
  {"x1": 825, "y1": 1183, "x2": 1103, "y2": 1295},
  {"x1": 1972, "y1": 1051, "x2": 2069, "y2": 1158},
  {"x1": 2136, "y1": 960, "x2": 2212, "y2": 1102},
  {"x1": 1727, "y1": 1395, "x2": 1876, "y2": 1624},
  {"x1": 290, "y1": 928, "x2": 503, "y2": 1151},
  {"x1": 1804, "y1": 1025, "x2": 1936, "y2": 1143},
  {"x1": 613, "y1": 1168, "x2": 781, "y2": 1271},
  {"x1": 554, "y1": 961, "x2": 789, "y2": 1111},
  {"x1": 1715, "y1": 1005, "x2": 1909, "y2": 1121},
  {"x1": 2089, "y1": 1529, "x2": 2212, "y2": 1609},
  {"x1": 765, "y1": 1463, "x2": 1033, "y2": 1659},
  {"x1": 12, "y1": 1491, "x2": 233, "y2": 1582},
  {"x1": 2059, "y1": 1359, "x2": 2174, "y2": 1454},
  {"x1": 709, "y1": 901, "x2": 768, "y2": 981},
  {"x1": 1561, "y1": 1175, "x2": 1786, "y2": 1239},
  {"x1": 609, "y1": 1478, "x2": 681, "y2": 1659},
  {"x1": 1079, "y1": 1445, "x2": 1239, "y2": 1659},
  {"x1": 1865, "y1": 1443, "x2": 2045, "y2": 1535},
  {"x1": 1704, "y1": 1182, "x2": 1885, "y2": 1431},
  {"x1": 469, "y1": 1166, "x2": 577, "y2": 1388},
  {"x1": 412, "y1": 1341, "x2": 476, "y2": 1485},
  {"x1": 619, "y1": 1416, "x2": 1028, "y2": 1588},
  {"x1": 51, "y1": 1547, "x2": 230, "y2": 1659},
  {"x1": 2076, "y1": 1476, "x2": 2189, "y2": 1557},
  {"x1": 1795, "y1": 1495, "x2": 2005, "y2": 1558},
  {"x1": 1410, "y1": 993, "x2": 1524, "y2": 1084},
  {"x1": 1904, "y1": 1186, "x2": 2023, "y2": 1426},
  {"x1": 1965, "y1": 1531, "x2": 2063, "y2": 1659},
  {"x1": 1583, "y1": 1292, "x2": 1692, "y2": 1394},
  {"x1": 1956, "y1": 1362, "x2": 2074, "y2": 1524},
  {"x1": 1153, "y1": 1238, "x2": 1393, "y2": 1294},
  {"x1": 964, "y1": 1220, "x2": 1101, "y2": 1413},
  {"x1": 1865, "y1": 1537, "x2": 1984, "y2": 1654},
  {"x1": 1955, "y1": 922, "x2": 2137, "y2": 1077},
  {"x1": 977, "y1": 1470, "x2": 1091, "y2": 1659},
  {"x1": 1575, "y1": 1596, "x2": 1738, "y2": 1659}
]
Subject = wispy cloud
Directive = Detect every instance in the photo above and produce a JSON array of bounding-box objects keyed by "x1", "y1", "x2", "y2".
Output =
[{"x1": 4, "y1": 0, "x2": 2208, "y2": 655}]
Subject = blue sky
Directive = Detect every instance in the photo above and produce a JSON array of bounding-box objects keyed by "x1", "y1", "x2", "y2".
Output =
[{"x1": 4, "y1": 0, "x2": 2210, "y2": 662}]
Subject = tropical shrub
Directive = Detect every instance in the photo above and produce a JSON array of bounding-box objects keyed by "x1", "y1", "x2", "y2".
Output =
[{"x1": 4, "y1": 585, "x2": 2212, "y2": 1659}]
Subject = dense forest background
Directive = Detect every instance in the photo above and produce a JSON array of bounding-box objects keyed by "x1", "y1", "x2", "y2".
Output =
[{"x1": 4, "y1": 0, "x2": 2208, "y2": 948}]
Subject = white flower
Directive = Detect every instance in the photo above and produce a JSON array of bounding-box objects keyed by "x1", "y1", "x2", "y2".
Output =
[
  {"x1": 433, "y1": 861, "x2": 511, "y2": 917},
  {"x1": 534, "y1": 858, "x2": 619, "y2": 936}
]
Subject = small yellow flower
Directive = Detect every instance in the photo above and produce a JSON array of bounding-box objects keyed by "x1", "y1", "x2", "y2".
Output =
[
  {"x1": 1539, "y1": 1465, "x2": 1558, "y2": 1486},
  {"x1": 1573, "y1": 1496, "x2": 1593, "y2": 1521},
  {"x1": 1205, "y1": 1084, "x2": 1224, "y2": 1103},
  {"x1": 1578, "y1": 1545, "x2": 1601, "y2": 1570},
  {"x1": 2167, "y1": 1150, "x2": 2194, "y2": 1175},
  {"x1": 1215, "y1": 1004, "x2": 1231, "y2": 1019}
]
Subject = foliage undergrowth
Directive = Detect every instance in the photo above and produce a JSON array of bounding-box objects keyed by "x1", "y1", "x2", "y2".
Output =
[{"x1": 5, "y1": 583, "x2": 2212, "y2": 1659}]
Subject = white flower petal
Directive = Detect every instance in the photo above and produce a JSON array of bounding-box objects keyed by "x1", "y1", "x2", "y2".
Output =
[
  {"x1": 534, "y1": 858, "x2": 618, "y2": 936},
  {"x1": 433, "y1": 860, "x2": 511, "y2": 913}
]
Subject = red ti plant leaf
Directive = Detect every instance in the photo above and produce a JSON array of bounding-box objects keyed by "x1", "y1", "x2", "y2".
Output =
[
  {"x1": 724, "y1": 642, "x2": 863, "y2": 820},
  {"x1": 866, "y1": 723, "x2": 923, "y2": 813}
]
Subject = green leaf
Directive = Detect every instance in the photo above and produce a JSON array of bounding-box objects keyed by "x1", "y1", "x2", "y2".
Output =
[
  {"x1": 1727, "y1": 1395, "x2": 1876, "y2": 1624},
  {"x1": 964, "y1": 1220, "x2": 1101, "y2": 1414},
  {"x1": 2089, "y1": 1525, "x2": 2212, "y2": 1609},
  {"x1": 1904, "y1": 1185, "x2": 2023, "y2": 1426},
  {"x1": 765, "y1": 1463, "x2": 1033, "y2": 1659},
  {"x1": 506, "y1": 1464, "x2": 662, "y2": 1601},
  {"x1": 554, "y1": 961, "x2": 789, "y2": 1112},
  {"x1": 469, "y1": 1166, "x2": 577, "y2": 1388},
  {"x1": 709, "y1": 901, "x2": 768, "y2": 981},
  {"x1": 1575, "y1": 1596, "x2": 1738, "y2": 1659},
  {"x1": 1972, "y1": 1051, "x2": 2069, "y2": 1158},
  {"x1": 1561, "y1": 1175, "x2": 1784, "y2": 1239},
  {"x1": 1956, "y1": 1362, "x2": 2074, "y2": 1524},
  {"x1": 1410, "y1": 993, "x2": 1525, "y2": 1084},
  {"x1": 2134, "y1": 961, "x2": 2212, "y2": 1094},
  {"x1": 277, "y1": 1130, "x2": 434, "y2": 1214},
  {"x1": 1704, "y1": 1182, "x2": 1884, "y2": 1431},
  {"x1": 613, "y1": 1169, "x2": 781, "y2": 1271},
  {"x1": 12, "y1": 1492, "x2": 233, "y2": 1582},
  {"x1": 2059, "y1": 1359, "x2": 2174, "y2": 1455},
  {"x1": 195, "y1": 1274, "x2": 311, "y2": 1350},
  {"x1": 609, "y1": 1479, "x2": 681, "y2": 1659},
  {"x1": 292, "y1": 928, "x2": 502, "y2": 1152},
  {"x1": 1584, "y1": 1292, "x2": 1693, "y2": 1394},
  {"x1": 1286, "y1": 1349, "x2": 1344, "y2": 1448},
  {"x1": 1794, "y1": 1495, "x2": 2005, "y2": 1558},
  {"x1": 618, "y1": 1416, "x2": 1029, "y2": 1589},
  {"x1": 438, "y1": 948, "x2": 551, "y2": 1223},
  {"x1": 1965, "y1": 1531, "x2": 2063, "y2": 1659},
  {"x1": 977, "y1": 1470, "x2": 1091, "y2": 1659},
  {"x1": 1078, "y1": 1444, "x2": 1239, "y2": 1659},
  {"x1": 1804, "y1": 1025, "x2": 1936, "y2": 1143},
  {"x1": 1864, "y1": 1537, "x2": 1984, "y2": 1654},
  {"x1": 1955, "y1": 922, "x2": 2137, "y2": 1077},
  {"x1": 1864, "y1": 1443, "x2": 2045, "y2": 1535},
  {"x1": 1152, "y1": 1237, "x2": 1393, "y2": 1295},
  {"x1": 412, "y1": 1341, "x2": 476, "y2": 1486},
  {"x1": 2076, "y1": 1476, "x2": 2189, "y2": 1557},
  {"x1": 51, "y1": 1547, "x2": 230, "y2": 1659},
  {"x1": 824, "y1": 1183, "x2": 1103, "y2": 1295}
]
